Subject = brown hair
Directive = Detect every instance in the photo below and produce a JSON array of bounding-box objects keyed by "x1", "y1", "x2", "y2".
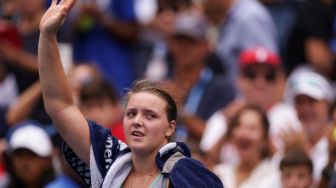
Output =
[
  {"x1": 80, "y1": 78, "x2": 119, "y2": 105},
  {"x1": 226, "y1": 105, "x2": 271, "y2": 158},
  {"x1": 280, "y1": 148, "x2": 313, "y2": 175},
  {"x1": 125, "y1": 79, "x2": 177, "y2": 122}
]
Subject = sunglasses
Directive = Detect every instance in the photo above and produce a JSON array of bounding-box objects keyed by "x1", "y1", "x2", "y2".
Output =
[{"x1": 241, "y1": 68, "x2": 277, "y2": 82}]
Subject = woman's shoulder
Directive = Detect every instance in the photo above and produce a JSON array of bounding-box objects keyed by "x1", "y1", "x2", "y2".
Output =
[{"x1": 157, "y1": 142, "x2": 224, "y2": 188}]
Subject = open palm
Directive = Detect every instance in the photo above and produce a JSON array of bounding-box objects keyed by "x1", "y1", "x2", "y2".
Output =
[{"x1": 40, "y1": 0, "x2": 76, "y2": 34}]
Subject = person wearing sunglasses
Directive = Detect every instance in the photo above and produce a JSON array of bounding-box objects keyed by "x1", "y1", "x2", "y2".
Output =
[{"x1": 200, "y1": 47, "x2": 301, "y2": 164}]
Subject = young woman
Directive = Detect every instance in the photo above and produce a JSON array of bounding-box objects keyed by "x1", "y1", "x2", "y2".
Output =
[
  {"x1": 37, "y1": 0, "x2": 222, "y2": 187},
  {"x1": 213, "y1": 105, "x2": 281, "y2": 188}
]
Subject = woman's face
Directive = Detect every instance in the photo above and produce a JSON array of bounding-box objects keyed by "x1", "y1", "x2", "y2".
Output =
[
  {"x1": 123, "y1": 92, "x2": 175, "y2": 155},
  {"x1": 11, "y1": 149, "x2": 50, "y2": 184},
  {"x1": 238, "y1": 64, "x2": 284, "y2": 110},
  {"x1": 232, "y1": 109, "x2": 265, "y2": 162}
]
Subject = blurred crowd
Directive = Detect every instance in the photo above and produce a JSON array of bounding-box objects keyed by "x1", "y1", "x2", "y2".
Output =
[{"x1": 0, "y1": 0, "x2": 336, "y2": 187}]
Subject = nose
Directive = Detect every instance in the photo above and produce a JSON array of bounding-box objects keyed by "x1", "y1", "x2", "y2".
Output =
[
  {"x1": 132, "y1": 114, "x2": 144, "y2": 127},
  {"x1": 254, "y1": 75, "x2": 268, "y2": 89}
]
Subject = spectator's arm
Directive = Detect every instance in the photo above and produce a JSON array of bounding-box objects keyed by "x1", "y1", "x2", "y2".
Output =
[
  {"x1": 180, "y1": 113, "x2": 206, "y2": 141},
  {"x1": 0, "y1": 42, "x2": 38, "y2": 72},
  {"x1": 6, "y1": 81, "x2": 41, "y2": 126},
  {"x1": 305, "y1": 38, "x2": 334, "y2": 76},
  {"x1": 38, "y1": 0, "x2": 90, "y2": 164}
]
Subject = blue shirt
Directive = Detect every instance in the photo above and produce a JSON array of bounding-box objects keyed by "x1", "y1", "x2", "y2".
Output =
[{"x1": 73, "y1": 0, "x2": 137, "y2": 94}]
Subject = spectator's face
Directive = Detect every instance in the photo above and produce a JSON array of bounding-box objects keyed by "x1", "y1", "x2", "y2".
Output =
[
  {"x1": 11, "y1": 149, "x2": 51, "y2": 185},
  {"x1": 232, "y1": 109, "x2": 265, "y2": 162},
  {"x1": 238, "y1": 64, "x2": 284, "y2": 110},
  {"x1": 67, "y1": 65, "x2": 100, "y2": 99},
  {"x1": 294, "y1": 95, "x2": 329, "y2": 136},
  {"x1": 281, "y1": 166, "x2": 312, "y2": 188},
  {"x1": 123, "y1": 92, "x2": 175, "y2": 155},
  {"x1": 169, "y1": 35, "x2": 208, "y2": 68}
]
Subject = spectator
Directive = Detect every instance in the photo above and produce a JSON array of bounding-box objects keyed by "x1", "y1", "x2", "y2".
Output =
[
  {"x1": 79, "y1": 78, "x2": 125, "y2": 142},
  {"x1": 285, "y1": 69, "x2": 334, "y2": 182},
  {"x1": 0, "y1": 0, "x2": 54, "y2": 125},
  {"x1": 165, "y1": 11, "x2": 236, "y2": 144},
  {"x1": 66, "y1": 64, "x2": 102, "y2": 105},
  {"x1": 260, "y1": 0, "x2": 297, "y2": 58},
  {"x1": 213, "y1": 105, "x2": 281, "y2": 188},
  {"x1": 279, "y1": 148, "x2": 313, "y2": 188},
  {"x1": 202, "y1": 0, "x2": 278, "y2": 83},
  {"x1": 4, "y1": 122, "x2": 55, "y2": 188},
  {"x1": 285, "y1": 0, "x2": 335, "y2": 77},
  {"x1": 135, "y1": 0, "x2": 193, "y2": 79}
]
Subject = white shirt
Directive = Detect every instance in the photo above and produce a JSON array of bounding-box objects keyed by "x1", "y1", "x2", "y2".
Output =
[
  {"x1": 310, "y1": 136, "x2": 328, "y2": 182},
  {"x1": 213, "y1": 159, "x2": 281, "y2": 188}
]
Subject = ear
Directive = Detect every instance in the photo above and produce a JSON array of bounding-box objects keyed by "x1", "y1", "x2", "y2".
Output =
[{"x1": 166, "y1": 120, "x2": 176, "y2": 138}]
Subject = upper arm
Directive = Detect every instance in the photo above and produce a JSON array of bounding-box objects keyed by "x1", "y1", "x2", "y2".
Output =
[{"x1": 52, "y1": 105, "x2": 90, "y2": 164}]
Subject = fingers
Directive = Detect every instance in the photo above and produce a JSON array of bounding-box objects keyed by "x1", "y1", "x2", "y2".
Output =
[
  {"x1": 59, "y1": 0, "x2": 76, "y2": 9},
  {"x1": 51, "y1": 0, "x2": 57, "y2": 6}
]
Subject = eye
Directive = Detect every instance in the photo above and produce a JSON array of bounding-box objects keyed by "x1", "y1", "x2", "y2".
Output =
[
  {"x1": 145, "y1": 113, "x2": 157, "y2": 120},
  {"x1": 126, "y1": 110, "x2": 136, "y2": 118}
]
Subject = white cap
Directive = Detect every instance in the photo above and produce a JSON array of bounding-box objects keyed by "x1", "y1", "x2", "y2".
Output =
[
  {"x1": 287, "y1": 70, "x2": 334, "y2": 102},
  {"x1": 9, "y1": 125, "x2": 52, "y2": 157}
]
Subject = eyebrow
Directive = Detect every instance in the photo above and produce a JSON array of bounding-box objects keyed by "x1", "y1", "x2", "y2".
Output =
[{"x1": 126, "y1": 107, "x2": 159, "y2": 114}]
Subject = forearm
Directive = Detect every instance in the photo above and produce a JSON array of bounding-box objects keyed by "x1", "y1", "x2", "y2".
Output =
[
  {"x1": 6, "y1": 81, "x2": 41, "y2": 126},
  {"x1": 11, "y1": 50, "x2": 38, "y2": 72},
  {"x1": 306, "y1": 38, "x2": 333, "y2": 75},
  {"x1": 38, "y1": 33, "x2": 74, "y2": 115},
  {"x1": 181, "y1": 114, "x2": 205, "y2": 140}
]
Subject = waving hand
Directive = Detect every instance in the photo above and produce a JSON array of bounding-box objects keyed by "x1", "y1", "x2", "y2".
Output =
[{"x1": 40, "y1": 0, "x2": 76, "y2": 35}]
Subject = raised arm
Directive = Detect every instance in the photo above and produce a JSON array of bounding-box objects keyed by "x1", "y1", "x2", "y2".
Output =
[{"x1": 38, "y1": 0, "x2": 90, "y2": 164}]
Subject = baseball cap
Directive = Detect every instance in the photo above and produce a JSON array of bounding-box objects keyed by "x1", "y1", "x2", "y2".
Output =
[
  {"x1": 8, "y1": 123, "x2": 52, "y2": 157},
  {"x1": 238, "y1": 47, "x2": 281, "y2": 68},
  {"x1": 172, "y1": 12, "x2": 207, "y2": 40},
  {"x1": 287, "y1": 70, "x2": 334, "y2": 102}
]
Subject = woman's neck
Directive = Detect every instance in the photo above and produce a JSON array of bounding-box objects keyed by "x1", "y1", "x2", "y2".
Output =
[
  {"x1": 236, "y1": 157, "x2": 262, "y2": 186},
  {"x1": 238, "y1": 155, "x2": 262, "y2": 173},
  {"x1": 132, "y1": 150, "x2": 158, "y2": 175},
  {"x1": 124, "y1": 152, "x2": 160, "y2": 188}
]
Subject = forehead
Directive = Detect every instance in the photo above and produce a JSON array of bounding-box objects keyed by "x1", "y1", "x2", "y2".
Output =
[
  {"x1": 239, "y1": 110, "x2": 261, "y2": 123},
  {"x1": 281, "y1": 165, "x2": 312, "y2": 175},
  {"x1": 127, "y1": 92, "x2": 167, "y2": 110},
  {"x1": 294, "y1": 94, "x2": 319, "y2": 103}
]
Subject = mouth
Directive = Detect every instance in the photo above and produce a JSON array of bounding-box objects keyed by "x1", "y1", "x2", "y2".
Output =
[
  {"x1": 236, "y1": 139, "x2": 252, "y2": 150},
  {"x1": 131, "y1": 130, "x2": 145, "y2": 137}
]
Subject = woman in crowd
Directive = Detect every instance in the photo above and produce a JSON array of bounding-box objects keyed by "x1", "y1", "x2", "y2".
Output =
[{"x1": 213, "y1": 105, "x2": 281, "y2": 188}]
